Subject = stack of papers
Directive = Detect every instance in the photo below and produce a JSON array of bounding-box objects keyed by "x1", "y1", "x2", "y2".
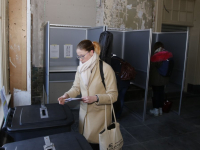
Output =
[{"x1": 65, "y1": 98, "x2": 82, "y2": 102}]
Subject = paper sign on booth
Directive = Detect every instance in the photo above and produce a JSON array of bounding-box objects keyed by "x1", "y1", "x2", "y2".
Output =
[
  {"x1": 64, "y1": 44, "x2": 73, "y2": 58},
  {"x1": 50, "y1": 45, "x2": 59, "y2": 58}
]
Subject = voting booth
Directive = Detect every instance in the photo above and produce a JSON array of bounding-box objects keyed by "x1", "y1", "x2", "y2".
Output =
[
  {"x1": 108, "y1": 28, "x2": 189, "y2": 121},
  {"x1": 44, "y1": 22, "x2": 189, "y2": 121},
  {"x1": 152, "y1": 31, "x2": 189, "y2": 115},
  {"x1": 108, "y1": 29, "x2": 152, "y2": 121},
  {"x1": 44, "y1": 23, "x2": 105, "y2": 108}
]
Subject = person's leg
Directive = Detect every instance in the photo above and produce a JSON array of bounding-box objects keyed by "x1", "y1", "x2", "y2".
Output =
[
  {"x1": 158, "y1": 86, "x2": 164, "y2": 107},
  {"x1": 114, "y1": 87, "x2": 129, "y2": 119},
  {"x1": 150, "y1": 86, "x2": 160, "y2": 116},
  {"x1": 152, "y1": 86, "x2": 160, "y2": 108},
  {"x1": 118, "y1": 87, "x2": 128, "y2": 117},
  {"x1": 158, "y1": 86, "x2": 165, "y2": 115}
]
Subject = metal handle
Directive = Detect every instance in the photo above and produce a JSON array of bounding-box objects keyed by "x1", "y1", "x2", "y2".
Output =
[
  {"x1": 40, "y1": 106, "x2": 48, "y2": 119},
  {"x1": 43, "y1": 136, "x2": 56, "y2": 150}
]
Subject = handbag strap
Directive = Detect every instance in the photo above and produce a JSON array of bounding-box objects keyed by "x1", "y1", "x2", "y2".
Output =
[
  {"x1": 99, "y1": 60, "x2": 106, "y2": 89},
  {"x1": 100, "y1": 59, "x2": 117, "y2": 129},
  {"x1": 104, "y1": 99, "x2": 117, "y2": 130}
]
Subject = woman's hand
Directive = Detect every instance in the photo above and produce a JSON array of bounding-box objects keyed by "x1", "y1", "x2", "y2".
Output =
[
  {"x1": 58, "y1": 94, "x2": 69, "y2": 105},
  {"x1": 82, "y1": 96, "x2": 97, "y2": 104}
]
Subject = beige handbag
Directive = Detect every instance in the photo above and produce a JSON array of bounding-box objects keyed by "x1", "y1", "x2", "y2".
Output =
[{"x1": 99, "y1": 101, "x2": 123, "y2": 150}]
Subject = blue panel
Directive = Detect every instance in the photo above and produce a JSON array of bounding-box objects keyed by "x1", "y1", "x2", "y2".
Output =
[
  {"x1": 157, "y1": 33, "x2": 187, "y2": 85},
  {"x1": 109, "y1": 31, "x2": 123, "y2": 58},
  {"x1": 49, "y1": 28, "x2": 86, "y2": 67},
  {"x1": 124, "y1": 30, "x2": 151, "y2": 89},
  {"x1": 44, "y1": 22, "x2": 50, "y2": 103},
  {"x1": 87, "y1": 27, "x2": 104, "y2": 42},
  {"x1": 151, "y1": 33, "x2": 157, "y2": 52}
]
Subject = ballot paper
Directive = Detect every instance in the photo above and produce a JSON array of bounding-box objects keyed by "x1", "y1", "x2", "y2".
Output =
[
  {"x1": 0, "y1": 86, "x2": 8, "y2": 117},
  {"x1": 65, "y1": 98, "x2": 82, "y2": 102}
]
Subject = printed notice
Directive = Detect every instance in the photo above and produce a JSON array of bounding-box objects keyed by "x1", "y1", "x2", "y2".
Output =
[
  {"x1": 0, "y1": 86, "x2": 8, "y2": 117},
  {"x1": 64, "y1": 44, "x2": 73, "y2": 58},
  {"x1": 50, "y1": 45, "x2": 59, "y2": 58}
]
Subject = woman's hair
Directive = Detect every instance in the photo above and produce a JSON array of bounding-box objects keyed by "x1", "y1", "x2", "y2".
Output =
[
  {"x1": 77, "y1": 40, "x2": 101, "y2": 55},
  {"x1": 154, "y1": 42, "x2": 164, "y2": 51}
]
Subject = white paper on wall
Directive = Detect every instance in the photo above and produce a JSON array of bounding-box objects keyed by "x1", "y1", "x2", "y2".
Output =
[
  {"x1": 50, "y1": 45, "x2": 59, "y2": 58},
  {"x1": 64, "y1": 44, "x2": 73, "y2": 58}
]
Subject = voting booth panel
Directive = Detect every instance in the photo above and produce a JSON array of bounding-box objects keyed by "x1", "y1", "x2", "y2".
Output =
[
  {"x1": 157, "y1": 32, "x2": 187, "y2": 86},
  {"x1": 124, "y1": 30, "x2": 151, "y2": 90},
  {"x1": 107, "y1": 29, "x2": 152, "y2": 121},
  {"x1": 44, "y1": 24, "x2": 105, "y2": 105},
  {"x1": 108, "y1": 31, "x2": 124, "y2": 58},
  {"x1": 153, "y1": 32, "x2": 189, "y2": 114},
  {"x1": 87, "y1": 26, "x2": 105, "y2": 42},
  {"x1": 44, "y1": 22, "x2": 50, "y2": 103},
  {"x1": 124, "y1": 30, "x2": 152, "y2": 121},
  {"x1": 49, "y1": 27, "x2": 86, "y2": 67},
  {"x1": 108, "y1": 29, "x2": 188, "y2": 120},
  {"x1": 48, "y1": 26, "x2": 87, "y2": 105}
]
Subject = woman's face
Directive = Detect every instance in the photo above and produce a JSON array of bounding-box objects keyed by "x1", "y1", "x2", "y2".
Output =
[{"x1": 76, "y1": 49, "x2": 94, "y2": 63}]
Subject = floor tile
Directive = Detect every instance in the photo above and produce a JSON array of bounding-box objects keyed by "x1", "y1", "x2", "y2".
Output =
[
  {"x1": 124, "y1": 125, "x2": 161, "y2": 142},
  {"x1": 118, "y1": 110, "x2": 143, "y2": 128},
  {"x1": 123, "y1": 143, "x2": 147, "y2": 150},
  {"x1": 143, "y1": 114, "x2": 161, "y2": 125},
  {"x1": 186, "y1": 131, "x2": 200, "y2": 144},
  {"x1": 155, "y1": 112, "x2": 185, "y2": 124},
  {"x1": 142, "y1": 138, "x2": 170, "y2": 150},
  {"x1": 167, "y1": 120, "x2": 200, "y2": 134},
  {"x1": 120, "y1": 128, "x2": 139, "y2": 146},
  {"x1": 147, "y1": 123, "x2": 181, "y2": 137}
]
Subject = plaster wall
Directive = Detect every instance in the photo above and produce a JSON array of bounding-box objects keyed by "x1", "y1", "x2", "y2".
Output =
[
  {"x1": 185, "y1": 0, "x2": 200, "y2": 87},
  {"x1": 96, "y1": 0, "x2": 154, "y2": 30},
  {"x1": 31, "y1": 0, "x2": 97, "y2": 101},
  {"x1": 31, "y1": 0, "x2": 97, "y2": 67}
]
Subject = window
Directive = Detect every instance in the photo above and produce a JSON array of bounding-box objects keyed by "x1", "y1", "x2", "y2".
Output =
[{"x1": 0, "y1": 0, "x2": 10, "y2": 127}]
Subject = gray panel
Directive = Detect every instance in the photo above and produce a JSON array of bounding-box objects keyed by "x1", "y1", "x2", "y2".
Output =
[
  {"x1": 49, "y1": 72, "x2": 75, "y2": 81},
  {"x1": 124, "y1": 30, "x2": 151, "y2": 89},
  {"x1": 132, "y1": 70, "x2": 147, "y2": 89},
  {"x1": 49, "y1": 27, "x2": 86, "y2": 67},
  {"x1": 109, "y1": 31, "x2": 123, "y2": 58},
  {"x1": 44, "y1": 22, "x2": 50, "y2": 103},
  {"x1": 87, "y1": 26, "x2": 104, "y2": 42},
  {"x1": 49, "y1": 82, "x2": 80, "y2": 109},
  {"x1": 152, "y1": 33, "x2": 157, "y2": 51},
  {"x1": 157, "y1": 32, "x2": 187, "y2": 85}
]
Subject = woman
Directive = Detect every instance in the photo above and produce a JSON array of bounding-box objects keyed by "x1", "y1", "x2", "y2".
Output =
[
  {"x1": 58, "y1": 40, "x2": 118, "y2": 150},
  {"x1": 149, "y1": 42, "x2": 172, "y2": 116}
]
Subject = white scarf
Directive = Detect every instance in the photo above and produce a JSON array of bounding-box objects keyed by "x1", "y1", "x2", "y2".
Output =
[{"x1": 78, "y1": 52, "x2": 98, "y2": 86}]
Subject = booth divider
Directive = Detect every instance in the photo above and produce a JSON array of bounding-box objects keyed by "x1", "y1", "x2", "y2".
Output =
[
  {"x1": 43, "y1": 22, "x2": 50, "y2": 104},
  {"x1": 107, "y1": 28, "x2": 189, "y2": 121},
  {"x1": 43, "y1": 23, "x2": 189, "y2": 120},
  {"x1": 43, "y1": 24, "x2": 105, "y2": 105},
  {"x1": 107, "y1": 29, "x2": 152, "y2": 121},
  {"x1": 153, "y1": 31, "x2": 189, "y2": 115},
  {"x1": 108, "y1": 31, "x2": 124, "y2": 58},
  {"x1": 87, "y1": 26, "x2": 105, "y2": 42}
]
